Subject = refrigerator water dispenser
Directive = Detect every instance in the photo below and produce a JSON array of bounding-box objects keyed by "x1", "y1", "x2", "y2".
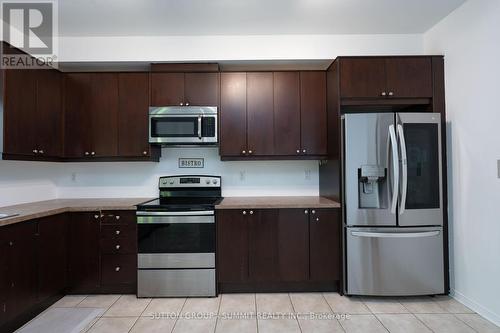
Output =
[{"x1": 358, "y1": 165, "x2": 386, "y2": 208}]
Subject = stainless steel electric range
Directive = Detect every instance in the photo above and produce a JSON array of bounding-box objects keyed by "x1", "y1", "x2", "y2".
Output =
[{"x1": 136, "y1": 175, "x2": 222, "y2": 297}]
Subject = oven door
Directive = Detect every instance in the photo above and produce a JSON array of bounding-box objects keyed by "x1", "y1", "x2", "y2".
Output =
[
  {"x1": 149, "y1": 114, "x2": 217, "y2": 144},
  {"x1": 137, "y1": 211, "x2": 215, "y2": 255}
]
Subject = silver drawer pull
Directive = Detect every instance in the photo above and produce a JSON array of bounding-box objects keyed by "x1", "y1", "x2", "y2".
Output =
[
  {"x1": 351, "y1": 231, "x2": 440, "y2": 238},
  {"x1": 115, "y1": 266, "x2": 120, "y2": 272},
  {"x1": 115, "y1": 245, "x2": 121, "y2": 250},
  {"x1": 115, "y1": 215, "x2": 120, "y2": 220},
  {"x1": 115, "y1": 230, "x2": 120, "y2": 235}
]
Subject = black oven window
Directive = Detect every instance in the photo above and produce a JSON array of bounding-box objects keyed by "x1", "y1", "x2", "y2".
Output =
[
  {"x1": 138, "y1": 223, "x2": 215, "y2": 253},
  {"x1": 152, "y1": 118, "x2": 197, "y2": 137}
]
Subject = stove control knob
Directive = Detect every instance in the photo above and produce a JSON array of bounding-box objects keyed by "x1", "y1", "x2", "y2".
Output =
[
  {"x1": 169, "y1": 180, "x2": 174, "y2": 185},
  {"x1": 212, "y1": 179, "x2": 218, "y2": 185},
  {"x1": 206, "y1": 179, "x2": 210, "y2": 184}
]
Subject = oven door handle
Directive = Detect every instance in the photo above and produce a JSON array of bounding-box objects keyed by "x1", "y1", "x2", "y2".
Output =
[
  {"x1": 136, "y1": 211, "x2": 214, "y2": 216},
  {"x1": 137, "y1": 215, "x2": 215, "y2": 224}
]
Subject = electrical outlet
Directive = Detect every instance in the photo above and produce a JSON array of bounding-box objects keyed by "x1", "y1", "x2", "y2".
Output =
[
  {"x1": 71, "y1": 173, "x2": 77, "y2": 182},
  {"x1": 305, "y1": 169, "x2": 312, "y2": 180},
  {"x1": 239, "y1": 170, "x2": 246, "y2": 181}
]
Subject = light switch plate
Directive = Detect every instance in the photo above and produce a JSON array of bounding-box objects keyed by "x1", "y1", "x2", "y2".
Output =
[{"x1": 498, "y1": 160, "x2": 500, "y2": 178}]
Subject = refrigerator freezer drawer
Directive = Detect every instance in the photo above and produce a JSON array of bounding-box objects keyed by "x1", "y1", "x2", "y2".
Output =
[
  {"x1": 346, "y1": 227, "x2": 444, "y2": 296},
  {"x1": 137, "y1": 269, "x2": 216, "y2": 297}
]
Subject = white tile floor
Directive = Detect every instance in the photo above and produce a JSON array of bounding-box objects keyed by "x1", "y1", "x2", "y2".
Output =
[{"x1": 17, "y1": 293, "x2": 500, "y2": 333}]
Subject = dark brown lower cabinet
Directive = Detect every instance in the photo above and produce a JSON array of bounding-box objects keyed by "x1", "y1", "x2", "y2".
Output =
[
  {"x1": 217, "y1": 208, "x2": 340, "y2": 292},
  {"x1": 68, "y1": 212, "x2": 101, "y2": 293},
  {"x1": 37, "y1": 214, "x2": 68, "y2": 302}
]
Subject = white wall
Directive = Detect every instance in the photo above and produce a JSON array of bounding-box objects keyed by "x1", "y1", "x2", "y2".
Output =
[
  {"x1": 58, "y1": 34, "x2": 423, "y2": 62},
  {"x1": 55, "y1": 148, "x2": 319, "y2": 198},
  {"x1": 424, "y1": 0, "x2": 500, "y2": 325}
]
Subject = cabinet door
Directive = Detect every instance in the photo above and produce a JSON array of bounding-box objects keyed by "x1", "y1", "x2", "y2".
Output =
[
  {"x1": 276, "y1": 209, "x2": 309, "y2": 282},
  {"x1": 217, "y1": 210, "x2": 249, "y2": 283},
  {"x1": 150, "y1": 73, "x2": 184, "y2": 106},
  {"x1": 89, "y1": 73, "x2": 118, "y2": 157},
  {"x1": 385, "y1": 57, "x2": 433, "y2": 98},
  {"x1": 3, "y1": 69, "x2": 37, "y2": 155},
  {"x1": 340, "y1": 58, "x2": 387, "y2": 98},
  {"x1": 248, "y1": 209, "x2": 279, "y2": 281},
  {"x1": 68, "y1": 213, "x2": 100, "y2": 293},
  {"x1": 6, "y1": 222, "x2": 38, "y2": 320},
  {"x1": 118, "y1": 73, "x2": 150, "y2": 157},
  {"x1": 220, "y1": 73, "x2": 247, "y2": 157},
  {"x1": 36, "y1": 69, "x2": 62, "y2": 157},
  {"x1": 300, "y1": 71, "x2": 327, "y2": 156},
  {"x1": 184, "y1": 72, "x2": 219, "y2": 106},
  {"x1": 64, "y1": 73, "x2": 92, "y2": 158},
  {"x1": 0, "y1": 233, "x2": 8, "y2": 326},
  {"x1": 274, "y1": 72, "x2": 300, "y2": 156},
  {"x1": 38, "y1": 214, "x2": 67, "y2": 301},
  {"x1": 247, "y1": 73, "x2": 274, "y2": 156},
  {"x1": 310, "y1": 209, "x2": 341, "y2": 281}
]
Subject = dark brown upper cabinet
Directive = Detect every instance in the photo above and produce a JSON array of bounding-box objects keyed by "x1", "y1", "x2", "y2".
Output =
[
  {"x1": 220, "y1": 71, "x2": 328, "y2": 160},
  {"x1": 3, "y1": 68, "x2": 62, "y2": 158},
  {"x1": 64, "y1": 72, "x2": 158, "y2": 161},
  {"x1": 151, "y1": 72, "x2": 219, "y2": 106},
  {"x1": 300, "y1": 71, "x2": 327, "y2": 156},
  {"x1": 273, "y1": 72, "x2": 301, "y2": 156},
  {"x1": 220, "y1": 72, "x2": 247, "y2": 157},
  {"x1": 247, "y1": 72, "x2": 274, "y2": 156},
  {"x1": 339, "y1": 57, "x2": 433, "y2": 99},
  {"x1": 118, "y1": 73, "x2": 151, "y2": 157},
  {"x1": 64, "y1": 73, "x2": 118, "y2": 158}
]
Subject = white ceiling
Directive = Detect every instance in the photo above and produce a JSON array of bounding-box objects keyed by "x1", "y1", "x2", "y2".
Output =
[{"x1": 58, "y1": 0, "x2": 466, "y2": 37}]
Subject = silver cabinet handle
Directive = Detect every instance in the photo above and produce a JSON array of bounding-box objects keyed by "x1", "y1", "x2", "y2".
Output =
[
  {"x1": 388, "y1": 124, "x2": 399, "y2": 214},
  {"x1": 185, "y1": 102, "x2": 190, "y2": 106},
  {"x1": 9, "y1": 241, "x2": 13, "y2": 246},
  {"x1": 39, "y1": 150, "x2": 44, "y2": 154},
  {"x1": 296, "y1": 149, "x2": 300, "y2": 154},
  {"x1": 198, "y1": 116, "x2": 202, "y2": 139},
  {"x1": 248, "y1": 150, "x2": 253, "y2": 154},
  {"x1": 33, "y1": 149, "x2": 38, "y2": 154},
  {"x1": 388, "y1": 91, "x2": 394, "y2": 96},
  {"x1": 115, "y1": 215, "x2": 120, "y2": 220},
  {"x1": 249, "y1": 210, "x2": 254, "y2": 215},
  {"x1": 94, "y1": 214, "x2": 99, "y2": 219},
  {"x1": 302, "y1": 149, "x2": 306, "y2": 153},
  {"x1": 84, "y1": 152, "x2": 89, "y2": 156},
  {"x1": 397, "y1": 124, "x2": 408, "y2": 215},
  {"x1": 115, "y1": 267, "x2": 120, "y2": 272},
  {"x1": 381, "y1": 91, "x2": 387, "y2": 96},
  {"x1": 311, "y1": 210, "x2": 316, "y2": 214},
  {"x1": 180, "y1": 102, "x2": 184, "y2": 106},
  {"x1": 351, "y1": 230, "x2": 440, "y2": 238},
  {"x1": 143, "y1": 150, "x2": 148, "y2": 155},
  {"x1": 242, "y1": 150, "x2": 246, "y2": 154},
  {"x1": 304, "y1": 209, "x2": 308, "y2": 214},
  {"x1": 316, "y1": 217, "x2": 319, "y2": 222},
  {"x1": 91, "y1": 151, "x2": 95, "y2": 156},
  {"x1": 115, "y1": 245, "x2": 121, "y2": 250},
  {"x1": 242, "y1": 210, "x2": 247, "y2": 215},
  {"x1": 115, "y1": 230, "x2": 120, "y2": 235}
]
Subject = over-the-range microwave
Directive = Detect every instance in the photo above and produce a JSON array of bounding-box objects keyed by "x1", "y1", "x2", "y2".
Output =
[{"x1": 149, "y1": 106, "x2": 218, "y2": 145}]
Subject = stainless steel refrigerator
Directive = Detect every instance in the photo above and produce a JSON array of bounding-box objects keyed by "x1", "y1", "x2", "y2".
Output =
[{"x1": 342, "y1": 112, "x2": 445, "y2": 296}]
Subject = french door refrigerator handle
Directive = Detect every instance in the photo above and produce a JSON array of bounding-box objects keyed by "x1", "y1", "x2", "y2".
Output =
[
  {"x1": 388, "y1": 124, "x2": 399, "y2": 214},
  {"x1": 351, "y1": 230, "x2": 440, "y2": 238},
  {"x1": 198, "y1": 116, "x2": 202, "y2": 139},
  {"x1": 397, "y1": 124, "x2": 408, "y2": 215}
]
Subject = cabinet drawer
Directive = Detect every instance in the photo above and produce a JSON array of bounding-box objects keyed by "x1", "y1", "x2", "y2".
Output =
[
  {"x1": 101, "y1": 254, "x2": 136, "y2": 285},
  {"x1": 100, "y1": 210, "x2": 135, "y2": 225},
  {"x1": 100, "y1": 237, "x2": 137, "y2": 254},
  {"x1": 101, "y1": 224, "x2": 136, "y2": 239}
]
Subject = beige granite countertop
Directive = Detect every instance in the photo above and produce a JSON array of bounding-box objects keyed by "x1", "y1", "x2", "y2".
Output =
[
  {"x1": 215, "y1": 196, "x2": 340, "y2": 210},
  {"x1": 0, "y1": 198, "x2": 152, "y2": 227}
]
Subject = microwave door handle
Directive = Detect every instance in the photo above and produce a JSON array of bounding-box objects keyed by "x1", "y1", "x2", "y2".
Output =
[
  {"x1": 397, "y1": 124, "x2": 408, "y2": 215},
  {"x1": 388, "y1": 124, "x2": 399, "y2": 214},
  {"x1": 198, "y1": 116, "x2": 202, "y2": 139}
]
